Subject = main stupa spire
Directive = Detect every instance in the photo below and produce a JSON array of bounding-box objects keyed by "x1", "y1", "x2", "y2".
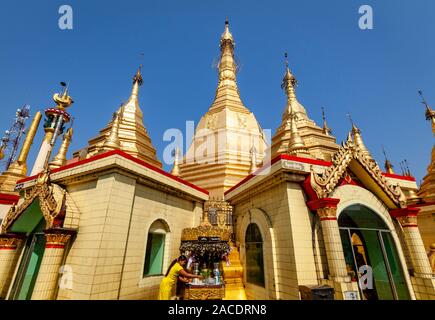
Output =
[
  {"x1": 209, "y1": 19, "x2": 246, "y2": 113},
  {"x1": 178, "y1": 19, "x2": 268, "y2": 198}
]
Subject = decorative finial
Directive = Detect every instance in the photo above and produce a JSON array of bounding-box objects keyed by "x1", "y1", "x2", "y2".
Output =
[
  {"x1": 419, "y1": 90, "x2": 435, "y2": 136},
  {"x1": 281, "y1": 52, "x2": 298, "y2": 103},
  {"x1": 419, "y1": 90, "x2": 431, "y2": 116},
  {"x1": 382, "y1": 145, "x2": 394, "y2": 174},
  {"x1": 221, "y1": 17, "x2": 234, "y2": 46},
  {"x1": 284, "y1": 52, "x2": 289, "y2": 70},
  {"x1": 346, "y1": 112, "x2": 355, "y2": 128},
  {"x1": 53, "y1": 82, "x2": 74, "y2": 110},
  {"x1": 404, "y1": 159, "x2": 412, "y2": 176},
  {"x1": 399, "y1": 161, "x2": 405, "y2": 176},
  {"x1": 322, "y1": 107, "x2": 332, "y2": 136},
  {"x1": 133, "y1": 65, "x2": 143, "y2": 86}
]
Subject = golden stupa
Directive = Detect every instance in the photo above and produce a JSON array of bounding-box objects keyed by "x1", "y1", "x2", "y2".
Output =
[
  {"x1": 179, "y1": 19, "x2": 268, "y2": 198},
  {"x1": 271, "y1": 54, "x2": 339, "y2": 161},
  {"x1": 75, "y1": 67, "x2": 162, "y2": 168}
]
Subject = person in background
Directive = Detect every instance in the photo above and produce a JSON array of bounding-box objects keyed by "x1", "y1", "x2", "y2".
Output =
[{"x1": 158, "y1": 255, "x2": 202, "y2": 300}]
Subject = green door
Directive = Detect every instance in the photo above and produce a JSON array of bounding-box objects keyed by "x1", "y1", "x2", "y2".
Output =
[
  {"x1": 9, "y1": 214, "x2": 46, "y2": 300},
  {"x1": 13, "y1": 234, "x2": 46, "y2": 300},
  {"x1": 338, "y1": 204, "x2": 411, "y2": 300}
]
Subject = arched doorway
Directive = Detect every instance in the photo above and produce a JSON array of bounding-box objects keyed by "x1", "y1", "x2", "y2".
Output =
[
  {"x1": 245, "y1": 223, "x2": 265, "y2": 287},
  {"x1": 8, "y1": 200, "x2": 46, "y2": 300},
  {"x1": 338, "y1": 204, "x2": 410, "y2": 300}
]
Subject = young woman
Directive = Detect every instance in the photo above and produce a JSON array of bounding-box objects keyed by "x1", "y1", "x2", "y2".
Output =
[{"x1": 158, "y1": 255, "x2": 202, "y2": 300}]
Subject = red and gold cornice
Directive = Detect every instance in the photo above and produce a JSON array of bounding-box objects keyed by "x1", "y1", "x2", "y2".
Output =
[
  {"x1": 390, "y1": 207, "x2": 420, "y2": 228},
  {"x1": 307, "y1": 198, "x2": 340, "y2": 221},
  {"x1": 0, "y1": 233, "x2": 25, "y2": 250}
]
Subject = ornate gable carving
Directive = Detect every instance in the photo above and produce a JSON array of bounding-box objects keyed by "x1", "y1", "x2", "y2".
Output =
[
  {"x1": 0, "y1": 170, "x2": 67, "y2": 233},
  {"x1": 309, "y1": 133, "x2": 407, "y2": 208}
]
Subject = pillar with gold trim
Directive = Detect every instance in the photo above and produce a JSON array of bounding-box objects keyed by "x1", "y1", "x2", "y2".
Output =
[
  {"x1": 391, "y1": 207, "x2": 435, "y2": 300},
  {"x1": 31, "y1": 230, "x2": 73, "y2": 300},
  {"x1": 307, "y1": 198, "x2": 360, "y2": 300},
  {"x1": 0, "y1": 233, "x2": 25, "y2": 298}
]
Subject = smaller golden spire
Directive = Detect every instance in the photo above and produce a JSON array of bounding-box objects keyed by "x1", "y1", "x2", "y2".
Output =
[
  {"x1": 347, "y1": 113, "x2": 371, "y2": 158},
  {"x1": 382, "y1": 145, "x2": 394, "y2": 174},
  {"x1": 171, "y1": 147, "x2": 181, "y2": 177},
  {"x1": 351, "y1": 124, "x2": 371, "y2": 158},
  {"x1": 49, "y1": 127, "x2": 73, "y2": 169},
  {"x1": 287, "y1": 108, "x2": 309, "y2": 156},
  {"x1": 322, "y1": 107, "x2": 332, "y2": 136},
  {"x1": 102, "y1": 108, "x2": 122, "y2": 151},
  {"x1": 281, "y1": 52, "x2": 298, "y2": 104},
  {"x1": 0, "y1": 111, "x2": 42, "y2": 194}
]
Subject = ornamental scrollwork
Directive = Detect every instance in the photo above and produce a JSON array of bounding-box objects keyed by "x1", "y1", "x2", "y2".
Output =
[
  {"x1": 0, "y1": 170, "x2": 68, "y2": 233},
  {"x1": 310, "y1": 131, "x2": 406, "y2": 208}
]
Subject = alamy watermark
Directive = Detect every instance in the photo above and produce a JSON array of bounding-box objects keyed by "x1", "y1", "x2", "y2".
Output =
[
  {"x1": 359, "y1": 5, "x2": 373, "y2": 30},
  {"x1": 59, "y1": 264, "x2": 73, "y2": 289},
  {"x1": 358, "y1": 265, "x2": 373, "y2": 290},
  {"x1": 58, "y1": 5, "x2": 73, "y2": 30}
]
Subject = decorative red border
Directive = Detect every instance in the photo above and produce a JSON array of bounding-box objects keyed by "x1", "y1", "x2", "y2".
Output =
[
  {"x1": 390, "y1": 207, "x2": 420, "y2": 218},
  {"x1": 382, "y1": 173, "x2": 416, "y2": 182},
  {"x1": 307, "y1": 198, "x2": 340, "y2": 211},
  {"x1": 0, "y1": 193, "x2": 20, "y2": 205},
  {"x1": 17, "y1": 150, "x2": 209, "y2": 195}
]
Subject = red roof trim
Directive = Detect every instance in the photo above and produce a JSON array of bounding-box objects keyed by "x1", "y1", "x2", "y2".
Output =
[
  {"x1": 225, "y1": 154, "x2": 331, "y2": 196},
  {"x1": 17, "y1": 150, "x2": 209, "y2": 195},
  {"x1": 0, "y1": 193, "x2": 19, "y2": 205},
  {"x1": 382, "y1": 173, "x2": 416, "y2": 182}
]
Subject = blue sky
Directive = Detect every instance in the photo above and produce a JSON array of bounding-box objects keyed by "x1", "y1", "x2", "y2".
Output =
[{"x1": 0, "y1": 0, "x2": 434, "y2": 184}]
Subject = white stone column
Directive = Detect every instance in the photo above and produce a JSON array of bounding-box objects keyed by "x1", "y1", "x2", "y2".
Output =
[
  {"x1": 391, "y1": 207, "x2": 435, "y2": 300},
  {"x1": 0, "y1": 234, "x2": 25, "y2": 298},
  {"x1": 31, "y1": 231, "x2": 72, "y2": 300},
  {"x1": 308, "y1": 198, "x2": 359, "y2": 300}
]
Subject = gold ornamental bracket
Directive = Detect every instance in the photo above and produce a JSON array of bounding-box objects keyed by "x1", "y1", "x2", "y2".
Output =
[{"x1": 309, "y1": 129, "x2": 407, "y2": 209}]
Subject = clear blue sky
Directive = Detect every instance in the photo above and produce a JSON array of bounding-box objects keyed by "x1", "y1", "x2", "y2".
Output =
[{"x1": 0, "y1": 0, "x2": 434, "y2": 184}]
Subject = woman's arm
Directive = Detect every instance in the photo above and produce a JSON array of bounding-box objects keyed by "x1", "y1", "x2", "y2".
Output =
[{"x1": 179, "y1": 269, "x2": 201, "y2": 279}]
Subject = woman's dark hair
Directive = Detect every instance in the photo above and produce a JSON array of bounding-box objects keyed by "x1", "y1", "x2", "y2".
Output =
[{"x1": 165, "y1": 255, "x2": 188, "y2": 277}]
